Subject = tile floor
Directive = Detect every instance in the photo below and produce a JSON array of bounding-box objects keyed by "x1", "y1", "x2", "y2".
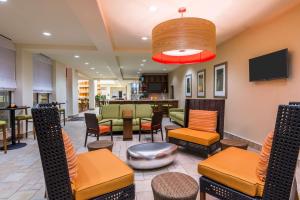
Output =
[{"x1": 0, "y1": 111, "x2": 298, "y2": 200}]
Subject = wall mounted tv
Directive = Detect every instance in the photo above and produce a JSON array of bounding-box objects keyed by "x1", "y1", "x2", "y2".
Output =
[{"x1": 249, "y1": 48, "x2": 289, "y2": 82}]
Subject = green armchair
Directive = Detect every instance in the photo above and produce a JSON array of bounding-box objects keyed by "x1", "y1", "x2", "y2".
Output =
[{"x1": 169, "y1": 108, "x2": 184, "y2": 126}]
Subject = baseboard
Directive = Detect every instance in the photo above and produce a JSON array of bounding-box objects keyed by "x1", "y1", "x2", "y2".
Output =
[{"x1": 224, "y1": 131, "x2": 262, "y2": 152}]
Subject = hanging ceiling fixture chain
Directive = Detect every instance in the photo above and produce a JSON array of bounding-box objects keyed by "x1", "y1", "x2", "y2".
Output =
[{"x1": 178, "y1": 7, "x2": 186, "y2": 18}]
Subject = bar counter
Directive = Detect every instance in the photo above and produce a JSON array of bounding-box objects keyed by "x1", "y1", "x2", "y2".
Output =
[{"x1": 97, "y1": 99, "x2": 179, "y2": 114}]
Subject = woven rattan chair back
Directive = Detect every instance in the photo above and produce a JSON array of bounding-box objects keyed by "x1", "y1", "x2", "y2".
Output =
[
  {"x1": 151, "y1": 110, "x2": 163, "y2": 130},
  {"x1": 37, "y1": 103, "x2": 55, "y2": 108},
  {"x1": 31, "y1": 107, "x2": 73, "y2": 200},
  {"x1": 289, "y1": 102, "x2": 300, "y2": 105},
  {"x1": 84, "y1": 113, "x2": 100, "y2": 134},
  {"x1": 262, "y1": 105, "x2": 300, "y2": 200}
]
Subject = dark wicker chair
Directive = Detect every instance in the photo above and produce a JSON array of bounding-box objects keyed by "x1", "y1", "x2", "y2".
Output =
[
  {"x1": 200, "y1": 105, "x2": 300, "y2": 200},
  {"x1": 31, "y1": 107, "x2": 135, "y2": 200},
  {"x1": 168, "y1": 99, "x2": 225, "y2": 157},
  {"x1": 139, "y1": 110, "x2": 163, "y2": 142},
  {"x1": 84, "y1": 113, "x2": 113, "y2": 146},
  {"x1": 289, "y1": 101, "x2": 300, "y2": 105}
]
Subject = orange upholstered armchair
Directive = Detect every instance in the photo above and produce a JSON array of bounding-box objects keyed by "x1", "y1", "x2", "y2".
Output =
[
  {"x1": 32, "y1": 107, "x2": 135, "y2": 200},
  {"x1": 168, "y1": 99, "x2": 225, "y2": 157},
  {"x1": 198, "y1": 105, "x2": 300, "y2": 200}
]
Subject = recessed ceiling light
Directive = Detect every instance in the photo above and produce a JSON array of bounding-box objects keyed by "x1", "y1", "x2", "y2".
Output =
[
  {"x1": 84, "y1": 62, "x2": 89, "y2": 65},
  {"x1": 96, "y1": 71, "x2": 99, "y2": 74},
  {"x1": 163, "y1": 68, "x2": 167, "y2": 71},
  {"x1": 90, "y1": 67, "x2": 95, "y2": 70},
  {"x1": 42, "y1": 32, "x2": 52, "y2": 36},
  {"x1": 141, "y1": 37, "x2": 148, "y2": 41},
  {"x1": 140, "y1": 63, "x2": 144, "y2": 66},
  {"x1": 120, "y1": 66, "x2": 124, "y2": 69},
  {"x1": 137, "y1": 71, "x2": 141, "y2": 74},
  {"x1": 74, "y1": 55, "x2": 80, "y2": 58},
  {"x1": 149, "y1": 6, "x2": 157, "y2": 12},
  {"x1": 142, "y1": 59, "x2": 147, "y2": 63},
  {"x1": 0, "y1": 0, "x2": 8, "y2": 3}
]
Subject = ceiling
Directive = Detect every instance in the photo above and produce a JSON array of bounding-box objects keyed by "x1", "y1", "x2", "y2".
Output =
[{"x1": 0, "y1": 0, "x2": 299, "y2": 80}]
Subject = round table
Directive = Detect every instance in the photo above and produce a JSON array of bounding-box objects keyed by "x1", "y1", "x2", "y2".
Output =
[
  {"x1": 87, "y1": 140, "x2": 113, "y2": 152},
  {"x1": 152, "y1": 172, "x2": 199, "y2": 200},
  {"x1": 127, "y1": 142, "x2": 177, "y2": 169},
  {"x1": 164, "y1": 125, "x2": 180, "y2": 141},
  {"x1": 220, "y1": 139, "x2": 248, "y2": 150}
]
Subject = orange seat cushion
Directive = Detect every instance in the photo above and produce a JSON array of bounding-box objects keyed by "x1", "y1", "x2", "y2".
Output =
[
  {"x1": 256, "y1": 131, "x2": 274, "y2": 182},
  {"x1": 141, "y1": 122, "x2": 151, "y2": 130},
  {"x1": 188, "y1": 110, "x2": 217, "y2": 132},
  {"x1": 99, "y1": 125, "x2": 111, "y2": 134},
  {"x1": 168, "y1": 128, "x2": 220, "y2": 146},
  {"x1": 74, "y1": 149, "x2": 134, "y2": 200},
  {"x1": 198, "y1": 147, "x2": 264, "y2": 197},
  {"x1": 62, "y1": 129, "x2": 78, "y2": 183}
]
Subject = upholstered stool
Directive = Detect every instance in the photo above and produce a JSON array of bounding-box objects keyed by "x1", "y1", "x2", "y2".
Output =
[{"x1": 0, "y1": 120, "x2": 7, "y2": 153}]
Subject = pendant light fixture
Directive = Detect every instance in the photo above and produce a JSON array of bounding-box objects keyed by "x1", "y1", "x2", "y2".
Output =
[{"x1": 152, "y1": 7, "x2": 216, "y2": 64}]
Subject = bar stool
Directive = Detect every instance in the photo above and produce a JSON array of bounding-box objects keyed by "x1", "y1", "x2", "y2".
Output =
[
  {"x1": 0, "y1": 120, "x2": 7, "y2": 153},
  {"x1": 15, "y1": 108, "x2": 35, "y2": 142},
  {"x1": 59, "y1": 108, "x2": 66, "y2": 126},
  {"x1": 162, "y1": 101, "x2": 173, "y2": 117}
]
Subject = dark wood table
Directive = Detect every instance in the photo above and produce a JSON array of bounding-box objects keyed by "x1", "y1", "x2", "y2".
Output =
[
  {"x1": 220, "y1": 139, "x2": 248, "y2": 150},
  {"x1": 87, "y1": 140, "x2": 113, "y2": 152},
  {"x1": 122, "y1": 109, "x2": 133, "y2": 141},
  {"x1": 152, "y1": 172, "x2": 199, "y2": 200},
  {"x1": 0, "y1": 106, "x2": 30, "y2": 149}
]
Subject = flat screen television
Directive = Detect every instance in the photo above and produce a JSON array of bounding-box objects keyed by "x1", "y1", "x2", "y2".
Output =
[
  {"x1": 249, "y1": 49, "x2": 288, "y2": 82},
  {"x1": 148, "y1": 83, "x2": 162, "y2": 92}
]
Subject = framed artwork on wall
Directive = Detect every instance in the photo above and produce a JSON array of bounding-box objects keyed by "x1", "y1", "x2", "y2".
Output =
[
  {"x1": 185, "y1": 74, "x2": 192, "y2": 97},
  {"x1": 197, "y1": 69, "x2": 206, "y2": 98},
  {"x1": 214, "y1": 62, "x2": 227, "y2": 98}
]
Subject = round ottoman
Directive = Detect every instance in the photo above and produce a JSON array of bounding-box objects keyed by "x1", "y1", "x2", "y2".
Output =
[
  {"x1": 127, "y1": 142, "x2": 177, "y2": 169},
  {"x1": 152, "y1": 172, "x2": 199, "y2": 200}
]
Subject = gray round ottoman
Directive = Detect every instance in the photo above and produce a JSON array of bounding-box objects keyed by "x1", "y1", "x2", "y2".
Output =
[{"x1": 127, "y1": 142, "x2": 177, "y2": 169}]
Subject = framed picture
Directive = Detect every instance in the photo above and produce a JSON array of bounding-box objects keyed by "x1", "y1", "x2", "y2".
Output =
[
  {"x1": 185, "y1": 74, "x2": 192, "y2": 97},
  {"x1": 197, "y1": 70, "x2": 206, "y2": 98},
  {"x1": 214, "y1": 62, "x2": 227, "y2": 98}
]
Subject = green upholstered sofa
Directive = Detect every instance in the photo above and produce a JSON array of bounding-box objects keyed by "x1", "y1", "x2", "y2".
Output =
[
  {"x1": 98, "y1": 104, "x2": 152, "y2": 132},
  {"x1": 169, "y1": 108, "x2": 184, "y2": 126}
]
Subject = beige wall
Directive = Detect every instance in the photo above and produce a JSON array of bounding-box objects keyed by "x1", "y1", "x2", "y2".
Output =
[{"x1": 169, "y1": 5, "x2": 300, "y2": 144}]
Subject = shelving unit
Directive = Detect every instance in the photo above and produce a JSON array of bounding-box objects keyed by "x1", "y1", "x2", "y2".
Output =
[
  {"x1": 78, "y1": 80, "x2": 89, "y2": 112},
  {"x1": 78, "y1": 80, "x2": 89, "y2": 98},
  {"x1": 96, "y1": 80, "x2": 101, "y2": 95}
]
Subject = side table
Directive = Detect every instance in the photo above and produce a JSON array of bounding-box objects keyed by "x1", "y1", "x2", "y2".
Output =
[
  {"x1": 152, "y1": 172, "x2": 198, "y2": 200},
  {"x1": 220, "y1": 139, "x2": 248, "y2": 150},
  {"x1": 87, "y1": 140, "x2": 113, "y2": 152},
  {"x1": 122, "y1": 109, "x2": 133, "y2": 141}
]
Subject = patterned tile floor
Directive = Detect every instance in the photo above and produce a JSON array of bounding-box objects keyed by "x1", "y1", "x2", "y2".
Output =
[{"x1": 0, "y1": 110, "x2": 298, "y2": 200}]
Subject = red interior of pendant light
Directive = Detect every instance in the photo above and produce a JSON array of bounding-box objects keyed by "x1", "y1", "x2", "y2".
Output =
[{"x1": 152, "y1": 50, "x2": 216, "y2": 64}]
